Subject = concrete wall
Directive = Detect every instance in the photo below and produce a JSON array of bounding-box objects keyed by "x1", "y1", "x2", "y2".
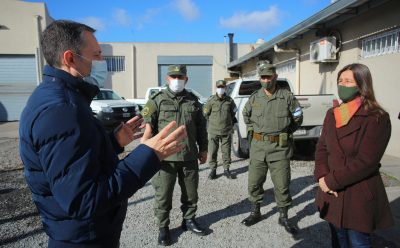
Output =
[
  {"x1": 100, "y1": 42, "x2": 253, "y2": 99},
  {"x1": 0, "y1": 0, "x2": 50, "y2": 54}
]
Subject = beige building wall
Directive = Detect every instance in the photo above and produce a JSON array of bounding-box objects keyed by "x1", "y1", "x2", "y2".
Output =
[
  {"x1": 0, "y1": 0, "x2": 50, "y2": 54},
  {"x1": 101, "y1": 42, "x2": 253, "y2": 99},
  {"x1": 0, "y1": 0, "x2": 53, "y2": 83}
]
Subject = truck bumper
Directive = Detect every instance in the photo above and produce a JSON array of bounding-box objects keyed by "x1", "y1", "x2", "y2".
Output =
[{"x1": 292, "y1": 126, "x2": 322, "y2": 140}]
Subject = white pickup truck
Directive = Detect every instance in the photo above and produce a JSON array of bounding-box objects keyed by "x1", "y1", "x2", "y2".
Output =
[
  {"x1": 226, "y1": 77, "x2": 335, "y2": 158},
  {"x1": 127, "y1": 86, "x2": 207, "y2": 110}
]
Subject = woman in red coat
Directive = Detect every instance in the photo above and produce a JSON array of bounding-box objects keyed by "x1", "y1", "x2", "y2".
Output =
[{"x1": 314, "y1": 63, "x2": 394, "y2": 248}]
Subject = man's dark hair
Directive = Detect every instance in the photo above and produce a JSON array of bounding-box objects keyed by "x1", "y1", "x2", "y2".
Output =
[{"x1": 40, "y1": 20, "x2": 95, "y2": 67}]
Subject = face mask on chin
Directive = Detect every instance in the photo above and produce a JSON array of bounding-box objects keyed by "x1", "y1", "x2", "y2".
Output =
[
  {"x1": 169, "y1": 79, "x2": 185, "y2": 93},
  {"x1": 73, "y1": 53, "x2": 108, "y2": 87},
  {"x1": 260, "y1": 79, "x2": 276, "y2": 91}
]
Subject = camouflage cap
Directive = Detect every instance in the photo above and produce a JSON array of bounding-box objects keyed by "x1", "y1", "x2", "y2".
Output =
[
  {"x1": 257, "y1": 60, "x2": 276, "y2": 76},
  {"x1": 216, "y1": 80, "x2": 226, "y2": 87},
  {"x1": 167, "y1": 64, "x2": 187, "y2": 76}
]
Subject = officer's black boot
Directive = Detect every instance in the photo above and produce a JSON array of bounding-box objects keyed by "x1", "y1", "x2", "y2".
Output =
[
  {"x1": 241, "y1": 203, "x2": 261, "y2": 226},
  {"x1": 158, "y1": 227, "x2": 172, "y2": 246},
  {"x1": 224, "y1": 169, "x2": 235, "y2": 179},
  {"x1": 182, "y1": 218, "x2": 206, "y2": 236},
  {"x1": 278, "y1": 207, "x2": 298, "y2": 234},
  {"x1": 208, "y1": 168, "x2": 217, "y2": 180}
]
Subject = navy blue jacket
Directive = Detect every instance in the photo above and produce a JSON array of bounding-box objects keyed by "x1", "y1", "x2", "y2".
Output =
[{"x1": 19, "y1": 66, "x2": 161, "y2": 243}]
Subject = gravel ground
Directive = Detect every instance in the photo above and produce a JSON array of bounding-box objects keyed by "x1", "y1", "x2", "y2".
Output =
[{"x1": 0, "y1": 137, "x2": 398, "y2": 247}]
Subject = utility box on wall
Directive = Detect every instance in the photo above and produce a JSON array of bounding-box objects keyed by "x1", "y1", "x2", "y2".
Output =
[{"x1": 309, "y1": 36, "x2": 338, "y2": 63}]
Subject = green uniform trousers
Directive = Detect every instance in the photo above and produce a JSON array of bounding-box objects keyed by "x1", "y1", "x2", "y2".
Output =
[
  {"x1": 248, "y1": 158, "x2": 292, "y2": 208},
  {"x1": 208, "y1": 134, "x2": 232, "y2": 170},
  {"x1": 152, "y1": 160, "x2": 199, "y2": 228}
]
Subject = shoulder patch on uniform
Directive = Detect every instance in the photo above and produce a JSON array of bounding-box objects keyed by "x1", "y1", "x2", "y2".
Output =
[{"x1": 142, "y1": 106, "x2": 150, "y2": 117}]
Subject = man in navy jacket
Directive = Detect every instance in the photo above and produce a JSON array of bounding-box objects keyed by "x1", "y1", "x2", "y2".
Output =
[{"x1": 19, "y1": 20, "x2": 186, "y2": 247}]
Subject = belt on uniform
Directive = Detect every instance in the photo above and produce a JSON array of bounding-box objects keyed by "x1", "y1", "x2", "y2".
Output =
[{"x1": 252, "y1": 132, "x2": 280, "y2": 143}]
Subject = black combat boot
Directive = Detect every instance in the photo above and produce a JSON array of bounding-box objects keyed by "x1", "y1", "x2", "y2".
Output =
[
  {"x1": 158, "y1": 227, "x2": 172, "y2": 246},
  {"x1": 278, "y1": 207, "x2": 298, "y2": 234},
  {"x1": 241, "y1": 203, "x2": 261, "y2": 226},
  {"x1": 224, "y1": 169, "x2": 235, "y2": 179},
  {"x1": 208, "y1": 168, "x2": 217, "y2": 180},
  {"x1": 182, "y1": 218, "x2": 206, "y2": 236}
]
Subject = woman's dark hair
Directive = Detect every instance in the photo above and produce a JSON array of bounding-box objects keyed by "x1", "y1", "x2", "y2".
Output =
[
  {"x1": 40, "y1": 20, "x2": 95, "y2": 67},
  {"x1": 337, "y1": 63, "x2": 385, "y2": 114}
]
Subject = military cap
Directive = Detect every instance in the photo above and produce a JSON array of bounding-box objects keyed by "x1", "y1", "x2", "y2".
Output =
[
  {"x1": 216, "y1": 80, "x2": 226, "y2": 87},
  {"x1": 257, "y1": 60, "x2": 276, "y2": 76},
  {"x1": 167, "y1": 64, "x2": 187, "y2": 76}
]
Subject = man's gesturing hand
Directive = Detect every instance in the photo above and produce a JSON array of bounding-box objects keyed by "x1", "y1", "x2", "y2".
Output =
[
  {"x1": 114, "y1": 115, "x2": 144, "y2": 147},
  {"x1": 141, "y1": 121, "x2": 187, "y2": 161}
]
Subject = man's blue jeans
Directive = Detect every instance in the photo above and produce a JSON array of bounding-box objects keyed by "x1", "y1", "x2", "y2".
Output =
[{"x1": 329, "y1": 223, "x2": 371, "y2": 248}]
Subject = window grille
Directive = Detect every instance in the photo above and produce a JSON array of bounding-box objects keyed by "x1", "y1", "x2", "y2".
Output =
[
  {"x1": 362, "y1": 28, "x2": 400, "y2": 58},
  {"x1": 104, "y1": 56, "x2": 125, "y2": 72},
  {"x1": 276, "y1": 60, "x2": 296, "y2": 74}
]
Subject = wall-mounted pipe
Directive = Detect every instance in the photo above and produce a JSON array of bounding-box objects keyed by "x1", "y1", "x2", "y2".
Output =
[
  {"x1": 35, "y1": 15, "x2": 42, "y2": 84},
  {"x1": 274, "y1": 45, "x2": 300, "y2": 94}
]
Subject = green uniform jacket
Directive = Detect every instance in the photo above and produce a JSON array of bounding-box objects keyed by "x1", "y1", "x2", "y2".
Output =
[
  {"x1": 203, "y1": 94, "x2": 237, "y2": 135},
  {"x1": 242, "y1": 87, "x2": 303, "y2": 161},
  {"x1": 142, "y1": 88, "x2": 208, "y2": 161}
]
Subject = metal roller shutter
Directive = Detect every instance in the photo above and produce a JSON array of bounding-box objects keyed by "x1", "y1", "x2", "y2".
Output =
[
  {"x1": 0, "y1": 55, "x2": 37, "y2": 121},
  {"x1": 158, "y1": 56, "x2": 212, "y2": 98}
]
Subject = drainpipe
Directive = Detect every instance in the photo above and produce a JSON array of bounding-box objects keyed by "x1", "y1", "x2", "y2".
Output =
[
  {"x1": 228, "y1": 33, "x2": 234, "y2": 62},
  {"x1": 274, "y1": 45, "x2": 300, "y2": 94},
  {"x1": 35, "y1": 15, "x2": 42, "y2": 84}
]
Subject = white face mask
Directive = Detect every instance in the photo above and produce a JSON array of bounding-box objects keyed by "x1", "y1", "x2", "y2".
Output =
[
  {"x1": 169, "y1": 79, "x2": 185, "y2": 93},
  {"x1": 216, "y1": 88, "x2": 225, "y2": 96},
  {"x1": 74, "y1": 53, "x2": 108, "y2": 87}
]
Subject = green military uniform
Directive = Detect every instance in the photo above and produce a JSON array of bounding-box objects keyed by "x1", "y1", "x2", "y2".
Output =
[
  {"x1": 243, "y1": 87, "x2": 302, "y2": 205},
  {"x1": 203, "y1": 80, "x2": 237, "y2": 178},
  {"x1": 241, "y1": 62, "x2": 303, "y2": 232},
  {"x1": 142, "y1": 65, "x2": 208, "y2": 229}
]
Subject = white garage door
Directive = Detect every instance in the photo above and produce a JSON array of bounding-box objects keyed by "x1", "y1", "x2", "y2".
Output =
[{"x1": 0, "y1": 55, "x2": 37, "y2": 121}]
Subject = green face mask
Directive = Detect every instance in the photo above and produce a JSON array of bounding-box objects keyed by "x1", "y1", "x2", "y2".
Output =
[
  {"x1": 260, "y1": 79, "x2": 276, "y2": 90},
  {"x1": 338, "y1": 85, "x2": 359, "y2": 102}
]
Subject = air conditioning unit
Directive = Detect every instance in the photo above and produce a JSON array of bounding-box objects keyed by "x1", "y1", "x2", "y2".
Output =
[{"x1": 310, "y1": 36, "x2": 338, "y2": 63}]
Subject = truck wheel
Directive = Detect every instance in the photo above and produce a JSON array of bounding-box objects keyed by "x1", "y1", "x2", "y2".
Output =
[{"x1": 232, "y1": 127, "x2": 249, "y2": 158}]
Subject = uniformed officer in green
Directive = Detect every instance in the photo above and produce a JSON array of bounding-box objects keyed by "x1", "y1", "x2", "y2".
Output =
[
  {"x1": 141, "y1": 65, "x2": 208, "y2": 246},
  {"x1": 241, "y1": 61, "x2": 303, "y2": 235},
  {"x1": 203, "y1": 80, "x2": 237, "y2": 179}
]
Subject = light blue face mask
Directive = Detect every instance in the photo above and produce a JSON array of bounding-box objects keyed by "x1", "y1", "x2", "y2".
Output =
[{"x1": 74, "y1": 53, "x2": 108, "y2": 87}]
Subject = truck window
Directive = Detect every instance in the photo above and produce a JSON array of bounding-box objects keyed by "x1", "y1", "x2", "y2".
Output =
[
  {"x1": 238, "y1": 80, "x2": 291, "y2": 96},
  {"x1": 226, "y1": 82, "x2": 235, "y2": 96},
  {"x1": 239, "y1": 81, "x2": 261, "y2": 96}
]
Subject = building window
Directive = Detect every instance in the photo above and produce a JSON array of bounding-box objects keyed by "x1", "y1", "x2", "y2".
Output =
[
  {"x1": 362, "y1": 28, "x2": 400, "y2": 58},
  {"x1": 276, "y1": 60, "x2": 296, "y2": 74},
  {"x1": 104, "y1": 56, "x2": 125, "y2": 72}
]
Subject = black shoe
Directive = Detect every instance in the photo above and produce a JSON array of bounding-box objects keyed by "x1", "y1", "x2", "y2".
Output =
[
  {"x1": 182, "y1": 218, "x2": 206, "y2": 236},
  {"x1": 241, "y1": 203, "x2": 261, "y2": 226},
  {"x1": 224, "y1": 169, "x2": 235, "y2": 179},
  {"x1": 208, "y1": 169, "x2": 217, "y2": 180},
  {"x1": 278, "y1": 207, "x2": 298, "y2": 235},
  {"x1": 158, "y1": 227, "x2": 172, "y2": 246}
]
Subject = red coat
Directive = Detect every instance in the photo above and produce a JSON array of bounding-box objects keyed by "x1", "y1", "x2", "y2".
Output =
[{"x1": 314, "y1": 106, "x2": 394, "y2": 233}]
